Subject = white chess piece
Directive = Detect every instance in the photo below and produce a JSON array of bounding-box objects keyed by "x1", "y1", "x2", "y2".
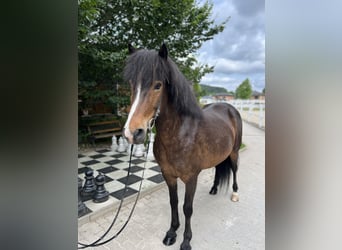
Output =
[
  {"x1": 146, "y1": 132, "x2": 155, "y2": 160},
  {"x1": 117, "y1": 136, "x2": 126, "y2": 153},
  {"x1": 123, "y1": 137, "x2": 129, "y2": 151},
  {"x1": 127, "y1": 143, "x2": 133, "y2": 154},
  {"x1": 134, "y1": 144, "x2": 144, "y2": 157},
  {"x1": 111, "y1": 135, "x2": 118, "y2": 152}
]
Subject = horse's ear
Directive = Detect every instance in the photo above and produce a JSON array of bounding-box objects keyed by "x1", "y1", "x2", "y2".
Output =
[
  {"x1": 128, "y1": 44, "x2": 136, "y2": 54},
  {"x1": 158, "y1": 43, "x2": 168, "y2": 60}
]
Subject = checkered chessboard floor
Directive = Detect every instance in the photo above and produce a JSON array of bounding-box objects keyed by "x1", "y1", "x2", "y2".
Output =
[{"x1": 78, "y1": 148, "x2": 164, "y2": 218}]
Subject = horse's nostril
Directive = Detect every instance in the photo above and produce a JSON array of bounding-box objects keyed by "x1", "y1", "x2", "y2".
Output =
[{"x1": 133, "y1": 128, "x2": 145, "y2": 143}]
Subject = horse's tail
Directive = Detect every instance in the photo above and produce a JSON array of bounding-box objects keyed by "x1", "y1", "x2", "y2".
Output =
[
  {"x1": 214, "y1": 157, "x2": 233, "y2": 190},
  {"x1": 213, "y1": 105, "x2": 243, "y2": 192}
]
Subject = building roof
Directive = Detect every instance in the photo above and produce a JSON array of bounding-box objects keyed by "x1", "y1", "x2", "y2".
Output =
[{"x1": 252, "y1": 91, "x2": 263, "y2": 96}]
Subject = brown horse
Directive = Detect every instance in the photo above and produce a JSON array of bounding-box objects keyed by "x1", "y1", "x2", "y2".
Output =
[{"x1": 123, "y1": 44, "x2": 242, "y2": 250}]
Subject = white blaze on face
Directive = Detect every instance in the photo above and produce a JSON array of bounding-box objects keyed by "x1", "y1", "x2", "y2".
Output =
[{"x1": 124, "y1": 84, "x2": 141, "y2": 143}]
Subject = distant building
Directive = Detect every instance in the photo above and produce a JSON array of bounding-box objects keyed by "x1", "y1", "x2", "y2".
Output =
[
  {"x1": 250, "y1": 91, "x2": 265, "y2": 100},
  {"x1": 199, "y1": 96, "x2": 215, "y2": 105},
  {"x1": 212, "y1": 93, "x2": 235, "y2": 102}
]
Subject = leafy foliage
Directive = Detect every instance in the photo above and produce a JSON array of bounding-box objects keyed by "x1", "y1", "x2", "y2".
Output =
[
  {"x1": 78, "y1": 0, "x2": 228, "y2": 113},
  {"x1": 235, "y1": 78, "x2": 252, "y2": 99}
]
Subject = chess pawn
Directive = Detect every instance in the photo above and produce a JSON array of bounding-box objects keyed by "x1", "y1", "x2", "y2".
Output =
[
  {"x1": 127, "y1": 143, "x2": 133, "y2": 154},
  {"x1": 81, "y1": 168, "x2": 96, "y2": 198},
  {"x1": 146, "y1": 132, "x2": 155, "y2": 160},
  {"x1": 93, "y1": 174, "x2": 109, "y2": 203},
  {"x1": 111, "y1": 135, "x2": 118, "y2": 152},
  {"x1": 141, "y1": 143, "x2": 146, "y2": 152},
  {"x1": 117, "y1": 136, "x2": 126, "y2": 153},
  {"x1": 134, "y1": 144, "x2": 144, "y2": 157},
  {"x1": 123, "y1": 137, "x2": 129, "y2": 150},
  {"x1": 78, "y1": 178, "x2": 87, "y2": 217}
]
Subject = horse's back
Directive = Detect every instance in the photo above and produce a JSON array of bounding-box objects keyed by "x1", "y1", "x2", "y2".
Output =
[
  {"x1": 202, "y1": 102, "x2": 241, "y2": 123},
  {"x1": 202, "y1": 102, "x2": 242, "y2": 150}
]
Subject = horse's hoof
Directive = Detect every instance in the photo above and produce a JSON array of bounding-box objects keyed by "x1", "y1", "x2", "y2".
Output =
[
  {"x1": 209, "y1": 187, "x2": 217, "y2": 195},
  {"x1": 180, "y1": 242, "x2": 192, "y2": 250},
  {"x1": 163, "y1": 233, "x2": 177, "y2": 246},
  {"x1": 231, "y1": 192, "x2": 239, "y2": 202}
]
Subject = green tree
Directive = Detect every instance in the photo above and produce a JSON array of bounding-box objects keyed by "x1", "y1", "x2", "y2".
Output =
[
  {"x1": 78, "y1": 0, "x2": 228, "y2": 113},
  {"x1": 235, "y1": 78, "x2": 252, "y2": 99}
]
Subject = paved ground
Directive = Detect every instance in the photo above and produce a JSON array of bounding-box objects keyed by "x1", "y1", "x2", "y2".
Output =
[{"x1": 78, "y1": 122, "x2": 265, "y2": 249}]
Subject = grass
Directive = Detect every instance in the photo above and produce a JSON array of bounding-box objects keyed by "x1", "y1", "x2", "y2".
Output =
[{"x1": 240, "y1": 143, "x2": 246, "y2": 150}]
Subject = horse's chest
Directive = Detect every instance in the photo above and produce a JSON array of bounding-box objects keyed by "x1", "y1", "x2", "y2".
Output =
[{"x1": 155, "y1": 140, "x2": 199, "y2": 176}]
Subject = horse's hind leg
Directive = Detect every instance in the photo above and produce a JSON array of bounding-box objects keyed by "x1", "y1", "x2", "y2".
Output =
[
  {"x1": 163, "y1": 176, "x2": 180, "y2": 246},
  {"x1": 230, "y1": 151, "x2": 239, "y2": 202},
  {"x1": 209, "y1": 165, "x2": 220, "y2": 195}
]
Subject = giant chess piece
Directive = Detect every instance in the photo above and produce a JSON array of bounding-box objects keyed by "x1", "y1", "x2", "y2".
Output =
[
  {"x1": 93, "y1": 174, "x2": 109, "y2": 203},
  {"x1": 78, "y1": 178, "x2": 87, "y2": 217},
  {"x1": 127, "y1": 143, "x2": 133, "y2": 154},
  {"x1": 111, "y1": 135, "x2": 118, "y2": 152},
  {"x1": 117, "y1": 136, "x2": 126, "y2": 153},
  {"x1": 81, "y1": 168, "x2": 96, "y2": 198},
  {"x1": 123, "y1": 137, "x2": 129, "y2": 151},
  {"x1": 146, "y1": 132, "x2": 155, "y2": 160},
  {"x1": 134, "y1": 144, "x2": 144, "y2": 157}
]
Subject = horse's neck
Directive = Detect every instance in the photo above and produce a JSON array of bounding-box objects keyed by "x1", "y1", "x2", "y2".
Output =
[
  {"x1": 157, "y1": 103, "x2": 182, "y2": 133},
  {"x1": 156, "y1": 102, "x2": 200, "y2": 143},
  {"x1": 155, "y1": 87, "x2": 202, "y2": 140}
]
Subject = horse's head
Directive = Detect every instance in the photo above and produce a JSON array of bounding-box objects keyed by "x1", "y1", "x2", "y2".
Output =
[{"x1": 123, "y1": 44, "x2": 169, "y2": 144}]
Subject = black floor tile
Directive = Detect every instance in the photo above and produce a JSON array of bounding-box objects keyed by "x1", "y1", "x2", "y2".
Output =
[
  {"x1": 117, "y1": 174, "x2": 143, "y2": 185},
  {"x1": 150, "y1": 165, "x2": 161, "y2": 172},
  {"x1": 90, "y1": 154, "x2": 106, "y2": 159},
  {"x1": 82, "y1": 160, "x2": 100, "y2": 166},
  {"x1": 97, "y1": 166, "x2": 118, "y2": 174},
  {"x1": 130, "y1": 158, "x2": 145, "y2": 165},
  {"x1": 105, "y1": 159, "x2": 124, "y2": 165},
  {"x1": 110, "y1": 187, "x2": 138, "y2": 200},
  {"x1": 148, "y1": 174, "x2": 164, "y2": 184},
  {"x1": 124, "y1": 165, "x2": 144, "y2": 173},
  {"x1": 78, "y1": 167, "x2": 88, "y2": 175}
]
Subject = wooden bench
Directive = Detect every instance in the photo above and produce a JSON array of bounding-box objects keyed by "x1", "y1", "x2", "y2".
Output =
[{"x1": 87, "y1": 120, "x2": 123, "y2": 145}]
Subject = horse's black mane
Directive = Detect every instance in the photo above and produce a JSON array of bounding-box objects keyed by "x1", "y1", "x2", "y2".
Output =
[{"x1": 124, "y1": 49, "x2": 203, "y2": 119}]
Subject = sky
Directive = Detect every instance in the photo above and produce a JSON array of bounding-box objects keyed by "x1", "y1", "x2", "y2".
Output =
[{"x1": 197, "y1": 0, "x2": 265, "y2": 92}]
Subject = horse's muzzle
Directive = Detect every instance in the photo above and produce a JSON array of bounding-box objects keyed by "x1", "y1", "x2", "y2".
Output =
[{"x1": 133, "y1": 128, "x2": 145, "y2": 144}]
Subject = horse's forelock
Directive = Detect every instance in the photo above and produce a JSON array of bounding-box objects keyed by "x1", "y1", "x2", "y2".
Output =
[
  {"x1": 124, "y1": 48, "x2": 202, "y2": 119},
  {"x1": 124, "y1": 49, "x2": 169, "y2": 90}
]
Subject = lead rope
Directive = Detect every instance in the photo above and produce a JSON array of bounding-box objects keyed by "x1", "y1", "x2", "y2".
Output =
[{"x1": 78, "y1": 122, "x2": 156, "y2": 248}]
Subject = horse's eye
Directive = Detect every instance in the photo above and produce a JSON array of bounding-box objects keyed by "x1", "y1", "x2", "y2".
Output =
[{"x1": 154, "y1": 82, "x2": 162, "y2": 90}]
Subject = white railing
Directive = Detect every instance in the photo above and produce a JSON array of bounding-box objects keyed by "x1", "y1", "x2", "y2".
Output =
[
  {"x1": 228, "y1": 99, "x2": 265, "y2": 129},
  {"x1": 199, "y1": 98, "x2": 266, "y2": 128}
]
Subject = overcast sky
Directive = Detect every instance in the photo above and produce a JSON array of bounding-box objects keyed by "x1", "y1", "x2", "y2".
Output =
[{"x1": 197, "y1": 0, "x2": 265, "y2": 92}]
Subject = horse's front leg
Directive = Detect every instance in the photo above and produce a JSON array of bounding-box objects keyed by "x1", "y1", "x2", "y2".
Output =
[
  {"x1": 163, "y1": 176, "x2": 180, "y2": 246},
  {"x1": 180, "y1": 175, "x2": 198, "y2": 250}
]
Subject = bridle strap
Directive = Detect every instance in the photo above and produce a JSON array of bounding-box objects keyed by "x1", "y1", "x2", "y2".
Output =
[{"x1": 148, "y1": 106, "x2": 160, "y2": 131}]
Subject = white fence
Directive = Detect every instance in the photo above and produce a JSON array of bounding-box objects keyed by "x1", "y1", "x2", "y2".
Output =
[{"x1": 228, "y1": 99, "x2": 265, "y2": 129}]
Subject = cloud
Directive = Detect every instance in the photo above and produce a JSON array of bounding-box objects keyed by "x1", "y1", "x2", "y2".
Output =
[
  {"x1": 198, "y1": 0, "x2": 265, "y2": 92},
  {"x1": 214, "y1": 58, "x2": 264, "y2": 74}
]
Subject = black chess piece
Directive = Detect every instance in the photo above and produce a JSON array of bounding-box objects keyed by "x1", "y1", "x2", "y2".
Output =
[
  {"x1": 93, "y1": 174, "x2": 109, "y2": 203},
  {"x1": 78, "y1": 178, "x2": 87, "y2": 217},
  {"x1": 81, "y1": 168, "x2": 96, "y2": 198}
]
